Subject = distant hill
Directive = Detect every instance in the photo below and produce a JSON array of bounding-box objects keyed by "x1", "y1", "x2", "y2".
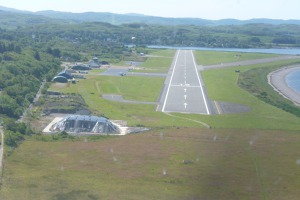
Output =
[
  {"x1": 35, "y1": 10, "x2": 300, "y2": 26},
  {"x1": 0, "y1": 5, "x2": 300, "y2": 27},
  {"x1": 34, "y1": 10, "x2": 212, "y2": 26},
  {"x1": 0, "y1": 9, "x2": 65, "y2": 29},
  {"x1": 0, "y1": 6, "x2": 30, "y2": 13}
]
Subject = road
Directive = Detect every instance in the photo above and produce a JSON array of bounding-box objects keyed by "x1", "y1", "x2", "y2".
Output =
[
  {"x1": 157, "y1": 50, "x2": 212, "y2": 114},
  {"x1": 19, "y1": 79, "x2": 46, "y2": 122}
]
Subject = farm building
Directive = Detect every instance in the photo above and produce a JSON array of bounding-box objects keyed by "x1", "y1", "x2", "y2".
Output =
[{"x1": 50, "y1": 115, "x2": 119, "y2": 134}]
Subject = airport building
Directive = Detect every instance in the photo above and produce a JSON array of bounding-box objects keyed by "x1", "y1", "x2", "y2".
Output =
[{"x1": 50, "y1": 115, "x2": 119, "y2": 134}]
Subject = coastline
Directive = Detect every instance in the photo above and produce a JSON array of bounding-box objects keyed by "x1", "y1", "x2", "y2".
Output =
[{"x1": 268, "y1": 65, "x2": 300, "y2": 106}]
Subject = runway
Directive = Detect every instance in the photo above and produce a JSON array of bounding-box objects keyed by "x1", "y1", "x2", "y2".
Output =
[{"x1": 157, "y1": 50, "x2": 212, "y2": 115}]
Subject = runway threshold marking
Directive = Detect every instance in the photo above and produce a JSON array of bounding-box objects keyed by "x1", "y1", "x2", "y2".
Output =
[
  {"x1": 162, "y1": 50, "x2": 180, "y2": 112},
  {"x1": 191, "y1": 51, "x2": 210, "y2": 115}
]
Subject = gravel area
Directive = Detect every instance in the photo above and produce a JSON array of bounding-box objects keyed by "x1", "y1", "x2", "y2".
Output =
[{"x1": 268, "y1": 65, "x2": 300, "y2": 106}]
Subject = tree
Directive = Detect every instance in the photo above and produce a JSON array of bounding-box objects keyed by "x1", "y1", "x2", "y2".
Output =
[
  {"x1": 52, "y1": 48, "x2": 61, "y2": 58},
  {"x1": 34, "y1": 50, "x2": 41, "y2": 61}
]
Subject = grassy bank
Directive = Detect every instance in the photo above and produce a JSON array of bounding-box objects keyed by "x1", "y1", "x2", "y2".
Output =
[{"x1": 238, "y1": 61, "x2": 300, "y2": 117}]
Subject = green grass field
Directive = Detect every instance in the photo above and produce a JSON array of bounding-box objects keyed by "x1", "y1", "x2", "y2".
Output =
[
  {"x1": 2, "y1": 49, "x2": 300, "y2": 200},
  {"x1": 194, "y1": 51, "x2": 279, "y2": 65},
  {"x1": 1, "y1": 128, "x2": 300, "y2": 200},
  {"x1": 138, "y1": 49, "x2": 175, "y2": 73}
]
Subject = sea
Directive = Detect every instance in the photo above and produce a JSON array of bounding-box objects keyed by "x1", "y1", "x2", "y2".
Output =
[
  {"x1": 147, "y1": 45, "x2": 300, "y2": 55},
  {"x1": 286, "y1": 70, "x2": 300, "y2": 94}
]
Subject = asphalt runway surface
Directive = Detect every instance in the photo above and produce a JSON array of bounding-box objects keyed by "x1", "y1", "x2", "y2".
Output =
[{"x1": 157, "y1": 50, "x2": 214, "y2": 114}]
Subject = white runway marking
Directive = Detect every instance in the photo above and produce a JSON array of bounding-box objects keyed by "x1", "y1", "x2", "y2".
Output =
[{"x1": 184, "y1": 103, "x2": 188, "y2": 109}]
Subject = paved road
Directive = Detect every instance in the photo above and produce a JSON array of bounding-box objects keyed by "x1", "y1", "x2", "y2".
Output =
[
  {"x1": 100, "y1": 67, "x2": 166, "y2": 77},
  {"x1": 157, "y1": 50, "x2": 212, "y2": 114},
  {"x1": 19, "y1": 79, "x2": 46, "y2": 122}
]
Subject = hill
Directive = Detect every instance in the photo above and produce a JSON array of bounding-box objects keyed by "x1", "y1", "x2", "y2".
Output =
[
  {"x1": 0, "y1": 9, "x2": 65, "y2": 29},
  {"x1": 33, "y1": 10, "x2": 300, "y2": 26},
  {"x1": 1, "y1": 6, "x2": 300, "y2": 26}
]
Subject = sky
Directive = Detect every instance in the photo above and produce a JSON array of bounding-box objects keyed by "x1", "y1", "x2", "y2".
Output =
[{"x1": 0, "y1": 0, "x2": 299, "y2": 20}]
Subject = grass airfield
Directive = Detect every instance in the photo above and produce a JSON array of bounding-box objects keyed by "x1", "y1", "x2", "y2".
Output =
[{"x1": 1, "y1": 50, "x2": 300, "y2": 200}]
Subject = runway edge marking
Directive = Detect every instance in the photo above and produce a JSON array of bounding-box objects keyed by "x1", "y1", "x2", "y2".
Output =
[
  {"x1": 162, "y1": 50, "x2": 180, "y2": 112},
  {"x1": 214, "y1": 101, "x2": 222, "y2": 114},
  {"x1": 191, "y1": 50, "x2": 210, "y2": 115}
]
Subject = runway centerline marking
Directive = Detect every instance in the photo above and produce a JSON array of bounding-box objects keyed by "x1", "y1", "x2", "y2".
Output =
[{"x1": 184, "y1": 103, "x2": 188, "y2": 109}]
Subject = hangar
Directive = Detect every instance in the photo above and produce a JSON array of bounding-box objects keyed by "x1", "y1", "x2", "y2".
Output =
[{"x1": 50, "y1": 115, "x2": 119, "y2": 134}]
